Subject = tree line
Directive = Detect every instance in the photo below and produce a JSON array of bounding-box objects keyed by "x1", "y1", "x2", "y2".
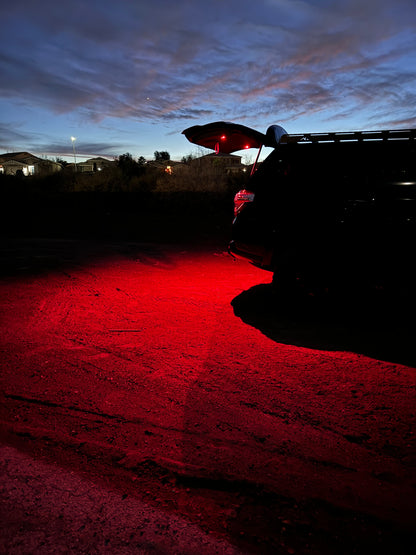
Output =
[{"x1": 1, "y1": 149, "x2": 248, "y2": 194}]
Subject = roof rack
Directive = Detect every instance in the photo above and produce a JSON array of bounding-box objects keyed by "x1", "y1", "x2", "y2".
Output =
[{"x1": 280, "y1": 129, "x2": 416, "y2": 144}]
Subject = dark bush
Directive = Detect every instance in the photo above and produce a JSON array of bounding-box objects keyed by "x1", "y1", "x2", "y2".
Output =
[{"x1": 0, "y1": 170, "x2": 236, "y2": 243}]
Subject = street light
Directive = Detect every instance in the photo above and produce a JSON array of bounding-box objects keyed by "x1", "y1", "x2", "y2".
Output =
[{"x1": 71, "y1": 136, "x2": 77, "y2": 171}]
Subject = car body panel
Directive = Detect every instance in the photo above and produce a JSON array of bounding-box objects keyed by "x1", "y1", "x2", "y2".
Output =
[
  {"x1": 234, "y1": 135, "x2": 416, "y2": 287},
  {"x1": 183, "y1": 122, "x2": 416, "y2": 290}
]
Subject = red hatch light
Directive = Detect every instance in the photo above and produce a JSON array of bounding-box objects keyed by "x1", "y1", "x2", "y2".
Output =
[{"x1": 234, "y1": 189, "x2": 255, "y2": 216}]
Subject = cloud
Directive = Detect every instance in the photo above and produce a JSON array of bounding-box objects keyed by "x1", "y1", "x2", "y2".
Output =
[
  {"x1": 41, "y1": 141, "x2": 121, "y2": 159},
  {"x1": 0, "y1": 120, "x2": 119, "y2": 158},
  {"x1": 0, "y1": 124, "x2": 36, "y2": 152},
  {"x1": 0, "y1": 0, "x2": 415, "y2": 157}
]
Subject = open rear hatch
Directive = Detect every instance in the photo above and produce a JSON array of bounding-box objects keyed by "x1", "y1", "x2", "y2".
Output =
[
  {"x1": 182, "y1": 121, "x2": 288, "y2": 153},
  {"x1": 182, "y1": 121, "x2": 289, "y2": 176},
  {"x1": 182, "y1": 121, "x2": 265, "y2": 153}
]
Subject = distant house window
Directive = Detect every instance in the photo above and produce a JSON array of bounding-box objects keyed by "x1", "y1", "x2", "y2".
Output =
[{"x1": 23, "y1": 165, "x2": 35, "y2": 176}]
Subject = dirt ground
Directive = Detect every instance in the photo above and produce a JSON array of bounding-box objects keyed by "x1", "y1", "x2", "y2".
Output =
[{"x1": 0, "y1": 237, "x2": 415, "y2": 554}]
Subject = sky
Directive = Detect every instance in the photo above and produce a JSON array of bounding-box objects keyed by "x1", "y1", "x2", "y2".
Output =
[{"x1": 1, "y1": 0, "x2": 415, "y2": 162}]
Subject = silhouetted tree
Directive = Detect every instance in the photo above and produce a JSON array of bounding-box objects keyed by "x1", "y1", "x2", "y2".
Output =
[
  {"x1": 181, "y1": 153, "x2": 195, "y2": 163},
  {"x1": 154, "y1": 151, "x2": 170, "y2": 162},
  {"x1": 55, "y1": 157, "x2": 68, "y2": 167},
  {"x1": 117, "y1": 153, "x2": 145, "y2": 177}
]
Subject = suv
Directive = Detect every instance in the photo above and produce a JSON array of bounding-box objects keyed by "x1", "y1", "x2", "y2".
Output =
[{"x1": 183, "y1": 122, "x2": 416, "y2": 294}]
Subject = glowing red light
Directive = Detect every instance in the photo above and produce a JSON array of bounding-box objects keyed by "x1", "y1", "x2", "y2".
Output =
[
  {"x1": 220, "y1": 135, "x2": 226, "y2": 140},
  {"x1": 234, "y1": 189, "x2": 255, "y2": 215},
  {"x1": 244, "y1": 144, "x2": 250, "y2": 149}
]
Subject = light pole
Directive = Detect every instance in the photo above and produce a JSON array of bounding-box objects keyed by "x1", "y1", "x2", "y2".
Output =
[{"x1": 71, "y1": 136, "x2": 77, "y2": 171}]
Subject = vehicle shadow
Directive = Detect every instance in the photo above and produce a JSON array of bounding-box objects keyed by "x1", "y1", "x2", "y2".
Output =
[
  {"x1": 231, "y1": 283, "x2": 416, "y2": 368},
  {"x1": 180, "y1": 283, "x2": 416, "y2": 553}
]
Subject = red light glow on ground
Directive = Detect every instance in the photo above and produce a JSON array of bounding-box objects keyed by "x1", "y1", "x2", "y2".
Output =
[{"x1": 1, "y1": 239, "x2": 415, "y2": 552}]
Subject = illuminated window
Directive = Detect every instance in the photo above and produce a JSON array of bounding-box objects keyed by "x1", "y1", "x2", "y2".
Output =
[{"x1": 22, "y1": 166, "x2": 35, "y2": 176}]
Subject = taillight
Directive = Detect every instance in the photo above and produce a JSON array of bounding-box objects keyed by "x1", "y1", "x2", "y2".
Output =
[{"x1": 234, "y1": 189, "x2": 255, "y2": 216}]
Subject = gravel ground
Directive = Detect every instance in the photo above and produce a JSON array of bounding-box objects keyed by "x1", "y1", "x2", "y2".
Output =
[
  {"x1": 1, "y1": 237, "x2": 415, "y2": 554},
  {"x1": 0, "y1": 445, "x2": 244, "y2": 554}
]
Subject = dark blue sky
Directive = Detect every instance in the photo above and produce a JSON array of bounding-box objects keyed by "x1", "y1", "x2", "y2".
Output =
[{"x1": 1, "y1": 0, "x2": 415, "y2": 161}]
